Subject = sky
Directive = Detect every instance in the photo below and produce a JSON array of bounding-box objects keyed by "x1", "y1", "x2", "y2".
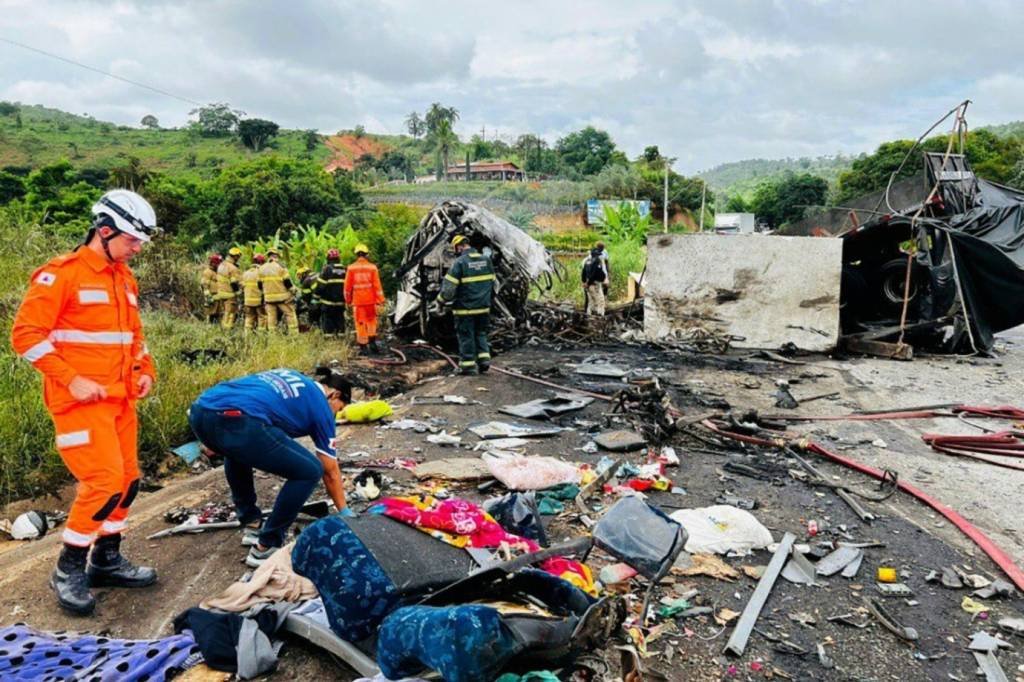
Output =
[{"x1": 1, "y1": 0, "x2": 1022, "y2": 174}]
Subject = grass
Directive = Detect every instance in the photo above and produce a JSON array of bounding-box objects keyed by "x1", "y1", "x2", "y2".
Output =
[
  {"x1": 0, "y1": 208, "x2": 348, "y2": 504},
  {"x1": 0, "y1": 104, "x2": 331, "y2": 180}
]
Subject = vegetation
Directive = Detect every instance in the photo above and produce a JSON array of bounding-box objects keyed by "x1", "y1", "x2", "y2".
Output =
[{"x1": 750, "y1": 172, "x2": 829, "y2": 229}]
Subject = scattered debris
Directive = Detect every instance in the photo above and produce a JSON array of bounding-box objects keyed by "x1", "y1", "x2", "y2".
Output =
[
  {"x1": 672, "y1": 553, "x2": 740, "y2": 582},
  {"x1": 670, "y1": 505, "x2": 774, "y2": 555},
  {"x1": 499, "y1": 394, "x2": 594, "y2": 420},
  {"x1": 467, "y1": 421, "x2": 565, "y2": 439},
  {"x1": 968, "y1": 631, "x2": 1012, "y2": 682},
  {"x1": 724, "y1": 532, "x2": 796, "y2": 657},
  {"x1": 425, "y1": 431, "x2": 462, "y2": 446},
  {"x1": 413, "y1": 457, "x2": 491, "y2": 481},
  {"x1": 816, "y1": 546, "x2": 863, "y2": 577},
  {"x1": 594, "y1": 430, "x2": 647, "y2": 453},
  {"x1": 865, "y1": 598, "x2": 918, "y2": 642}
]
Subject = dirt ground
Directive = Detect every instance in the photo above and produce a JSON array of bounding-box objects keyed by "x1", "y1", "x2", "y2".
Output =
[{"x1": 2, "y1": 331, "x2": 1024, "y2": 681}]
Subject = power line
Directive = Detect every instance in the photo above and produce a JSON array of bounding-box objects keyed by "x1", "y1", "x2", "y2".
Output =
[{"x1": 0, "y1": 36, "x2": 203, "y2": 107}]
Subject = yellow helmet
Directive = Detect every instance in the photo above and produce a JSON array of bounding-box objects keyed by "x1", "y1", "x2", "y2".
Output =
[
  {"x1": 227, "y1": 246, "x2": 242, "y2": 257},
  {"x1": 297, "y1": 266, "x2": 310, "y2": 277},
  {"x1": 451, "y1": 235, "x2": 468, "y2": 247},
  {"x1": 354, "y1": 243, "x2": 369, "y2": 255}
]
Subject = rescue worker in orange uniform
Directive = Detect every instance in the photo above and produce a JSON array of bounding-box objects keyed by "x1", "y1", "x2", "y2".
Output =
[
  {"x1": 200, "y1": 253, "x2": 222, "y2": 324},
  {"x1": 216, "y1": 247, "x2": 243, "y2": 329},
  {"x1": 343, "y1": 243, "x2": 385, "y2": 354},
  {"x1": 241, "y1": 253, "x2": 267, "y2": 333},
  {"x1": 10, "y1": 189, "x2": 159, "y2": 615}
]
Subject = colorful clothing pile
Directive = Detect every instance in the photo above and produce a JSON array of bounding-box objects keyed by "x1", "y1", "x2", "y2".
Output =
[
  {"x1": 0, "y1": 624, "x2": 200, "y2": 681},
  {"x1": 370, "y1": 496, "x2": 596, "y2": 594}
]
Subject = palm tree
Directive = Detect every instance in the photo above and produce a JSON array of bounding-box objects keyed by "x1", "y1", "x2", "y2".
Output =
[
  {"x1": 425, "y1": 102, "x2": 459, "y2": 138},
  {"x1": 434, "y1": 120, "x2": 459, "y2": 180}
]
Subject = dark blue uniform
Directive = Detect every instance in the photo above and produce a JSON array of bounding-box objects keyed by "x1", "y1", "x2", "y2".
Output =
[{"x1": 438, "y1": 248, "x2": 495, "y2": 373}]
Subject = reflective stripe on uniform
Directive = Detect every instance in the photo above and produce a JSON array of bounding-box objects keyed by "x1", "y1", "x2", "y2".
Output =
[
  {"x1": 453, "y1": 308, "x2": 490, "y2": 315},
  {"x1": 100, "y1": 519, "x2": 127, "y2": 534},
  {"x1": 320, "y1": 300, "x2": 345, "y2": 306},
  {"x1": 444, "y1": 274, "x2": 460, "y2": 284},
  {"x1": 77, "y1": 289, "x2": 110, "y2": 305},
  {"x1": 460, "y1": 274, "x2": 495, "y2": 283},
  {"x1": 320, "y1": 279, "x2": 344, "y2": 284},
  {"x1": 260, "y1": 276, "x2": 285, "y2": 282},
  {"x1": 22, "y1": 339, "x2": 56, "y2": 362},
  {"x1": 56, "y1": 430, "x2": 90, "y2": 448},
  {"x1": 477, "y1": 352, "x2": 491, "y2": 359},
  {"x1": 62, "y1": 527, "x2": 95, "y2": 547},
  {"x1": 459, "y1": 360, "x2": 477, "y2": 367},
  {"x1": 50, "y1": 330, "x2": 133, "y2": 345}
]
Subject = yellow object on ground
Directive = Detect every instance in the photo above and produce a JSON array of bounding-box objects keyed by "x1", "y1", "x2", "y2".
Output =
[
  {"x1": 877, "y1": 566, "x2": 897, "y2": 583},
  {"x1": 338, "y1": 400, "x2": 393, "y2": 423}
]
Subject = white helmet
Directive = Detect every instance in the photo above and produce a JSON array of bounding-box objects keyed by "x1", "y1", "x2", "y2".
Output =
[{"x1": 91, "y1": 189, "x2": 159, "y2": 242}]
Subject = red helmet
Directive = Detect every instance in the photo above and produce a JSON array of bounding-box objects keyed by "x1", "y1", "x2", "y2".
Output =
[
  {"x1": 209, "y1": 253, "x2": 223, "y2": 266},
  {"x1": 253, "y1": 253, "x2": 266, "y2": 264},
  {"x1": 326, "y1": 248, "x2": 340, "y2": 261}
]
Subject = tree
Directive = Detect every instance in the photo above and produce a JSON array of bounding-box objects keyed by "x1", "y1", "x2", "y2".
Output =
[
  {"x1": 237, "y1": 118, "x2": 280, "y2": 152},
  {"x1": 405, "y1": 112, "x2": 425, "y2": 139},
  {"x1": 188, "y1": 102, "x2": 243, "y2": 137},
  {"x1": 555, "y1": 126, "x2": 617, "y2": 177},
  {"x1": 207, "y1": 157, "x2": 350, "y2": 244},
  {"x1": 642, "y1": 145, "x2": 662, "y2": 163},
  {"x1": 723, "y1": 194, "x2": 749, "y2": 212},
  {"x1": 0, "y1": 101, "x2": 18, "y2": 117},
  {"x1": 592, "y1": 164, "x2": 646, "y2": 199},
  {"x1": 835, "y1": 140, "x2": 917, "y2": 204},
  {"x1": 433, "y1": 119, "x2": 459, "y2": 179},
  {"x1": 303, "y1": 129, "x2": 320, "y2": 152},
  {"x1": 108, "y1": 156, "x2": 152, "y2": 191},
  {"x1": 353, "y1": 124, "x2": 366, "y2": 139},
  {"x1": 751, "y1": 173, "x2": 828, "y2": 228},
  {"x1": 425, "y1": 102, "x2": 459, "y2": 138},
  {"x1": 0, "y1": 171, "x2": 26, "y2": 204},
  {"x1": 140, "y1": 114, "x2": 159, "y2": 129}
]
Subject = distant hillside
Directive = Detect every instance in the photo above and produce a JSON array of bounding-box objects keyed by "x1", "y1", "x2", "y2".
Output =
[
  {"x1": 981, "y1": 120, "x2": 1024, "y2": 139},
  {"x1": 698, "y1": 154, "x2": 854, "y2": 199},
  {"x1": 0, "y1": 103, "x2": 331, "y2": 178}
]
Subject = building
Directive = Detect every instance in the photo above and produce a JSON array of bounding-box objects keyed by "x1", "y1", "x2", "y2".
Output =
[{"x1": 443, "y1": 161, "x2": 525, "y2": 182}]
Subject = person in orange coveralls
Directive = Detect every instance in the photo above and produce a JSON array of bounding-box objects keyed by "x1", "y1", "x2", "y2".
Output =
[
  {"x1": 10, "y1": 189, "x2": 159, "y2": 615},
  {"x1": 343, "y1": 243, "x2": 385, "y2": 354}
]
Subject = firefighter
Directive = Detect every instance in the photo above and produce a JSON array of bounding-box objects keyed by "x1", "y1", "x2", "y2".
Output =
[
  {"x1": 259, "y1": 248, "x2": 299, "y2": 334},
  {"x1": 216, "y1": 247, "x2": 243, "y2": 329},
  {"x1": 343, "y1": 244, "x2": 385, "y2": 354},
  {"x1": 313, "y1": 248, "x2": 346, "y2": 337},
  {"x1": 200, "y1": 253, "x2": 222, "y2": 324},
  {"x1": 436, "y1": 234, "x2": 495, "y2": 375},
  {"x1": 242, "y1": 253, "x2": 267, "y2": 333},
  {"x1": 10, "y1": 189, "x2": 159, "y2": 615},
  {"x1": 295, "y1": 266, "x2": 319, "y2": 328}
]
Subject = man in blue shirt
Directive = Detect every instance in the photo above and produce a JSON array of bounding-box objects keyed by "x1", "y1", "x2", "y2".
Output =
[{"x1": 189, "y1": 367, "x2": 351, "y2": 566}]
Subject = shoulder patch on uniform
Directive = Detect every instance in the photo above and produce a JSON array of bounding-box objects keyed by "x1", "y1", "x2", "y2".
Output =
[{"x1": 34, "y1": 271, "x2": 57, "y2": 286}]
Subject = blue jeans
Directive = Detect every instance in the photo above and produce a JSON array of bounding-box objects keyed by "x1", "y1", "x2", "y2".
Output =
[{"x1": 188, "y1": 405, "x2": 323, "y2": 548}]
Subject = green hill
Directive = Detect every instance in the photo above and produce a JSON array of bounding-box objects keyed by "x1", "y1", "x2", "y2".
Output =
[
  {"x1": 697, "y1": 154, "x2": 854, "y2": 199},
  {"x1": 0, "y1": 104, "x2": 331, "y2": 178}
]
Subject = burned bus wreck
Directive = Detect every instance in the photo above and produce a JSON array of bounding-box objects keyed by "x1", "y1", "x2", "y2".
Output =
[{"x1": 392, "y1": 201, "x2": 562, "y2": 344}]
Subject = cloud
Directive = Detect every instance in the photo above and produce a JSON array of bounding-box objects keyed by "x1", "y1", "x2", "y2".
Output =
[{"x1": 0, "y1": 0, "x2": 1022, "y2": 173}]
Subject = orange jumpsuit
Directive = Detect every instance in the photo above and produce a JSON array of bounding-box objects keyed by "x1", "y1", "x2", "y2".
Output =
[
  {"x1": 10, "y1": 246, "x2": 155, "y2": 547},
  {"x1": 343, "y1": 256, "x2": 385, "y2": 345}
]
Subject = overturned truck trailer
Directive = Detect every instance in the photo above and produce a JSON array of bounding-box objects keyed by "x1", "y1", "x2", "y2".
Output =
[
  {"x1": 841, "y1": 153, "x2": 1024, "y2": 353},
  {"x1": 393, "y1": 201, "x2": 562, "y2": 343}
]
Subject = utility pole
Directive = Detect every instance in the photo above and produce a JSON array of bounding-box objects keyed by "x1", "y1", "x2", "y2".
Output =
[
  {"x1": 699, "y1": 181, "x2": 707, "y2": 231},
  {"x1": 662, "y1": 155, "x2": 676, "y2": 233}
]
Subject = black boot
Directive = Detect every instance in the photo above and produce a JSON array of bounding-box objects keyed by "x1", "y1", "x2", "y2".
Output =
[
  {"x1": 369, "y1": 337, "x2": 380, "y2": 355},
  {"x1": 51, "y1": 544, "x2": 95, "y2": 616},
  {"x1": 87, "y1": 534, "x2": 157, "y2": 588}
]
